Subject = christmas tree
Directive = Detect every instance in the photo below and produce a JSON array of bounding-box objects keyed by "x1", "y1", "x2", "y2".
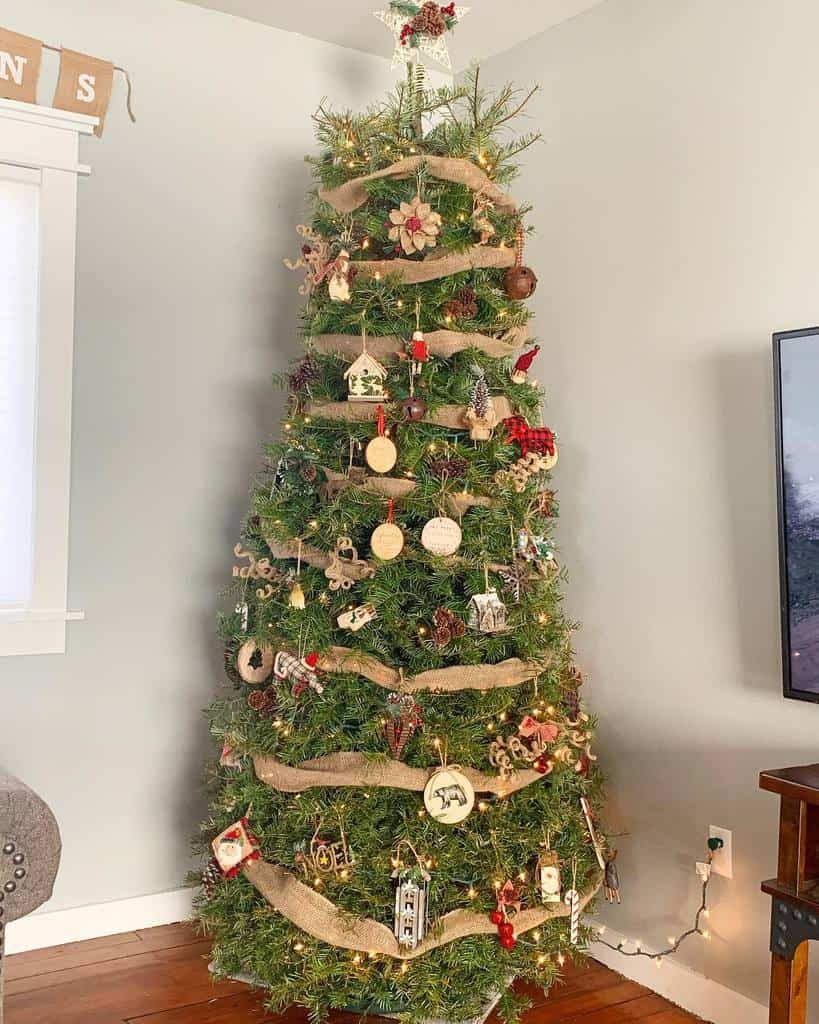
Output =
[{"x1": 198, "y1": 8, "x2": 608, "y2": 1022}]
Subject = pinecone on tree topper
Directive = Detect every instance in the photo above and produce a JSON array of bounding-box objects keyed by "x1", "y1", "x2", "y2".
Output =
[{"x1": 412, "y1": 2, "x2": 448, "y2": 36}]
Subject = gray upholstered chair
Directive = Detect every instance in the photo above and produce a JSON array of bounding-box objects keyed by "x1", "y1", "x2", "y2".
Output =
[{"x1": 0, "y1": 774, "x2": 61, "y2": 1022}]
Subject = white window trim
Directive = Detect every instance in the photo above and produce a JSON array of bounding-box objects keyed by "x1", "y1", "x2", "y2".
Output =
[{"x1": 0, "y1": 98, "x2": 96, "y2": 656}]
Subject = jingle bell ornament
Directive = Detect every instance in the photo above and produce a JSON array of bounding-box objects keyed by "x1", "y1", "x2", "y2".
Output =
[
  {"x1": 503, "y1": 265, "x2": 538, "y2": 300},
  {"x1": 401, "y1": 395, "x2": 427, "y2": 422}
]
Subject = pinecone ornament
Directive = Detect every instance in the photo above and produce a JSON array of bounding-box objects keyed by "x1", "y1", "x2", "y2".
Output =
[
  {"x1": 202, "y1": 858, "x2": 222, "y2": 899},
  {"x1": 443, "y1": 286, "x2": 478, "y2": 321},
  {"x1": 247, "y1": 686, "x2": 279, "y2": 719},
  {"x1": 427, "y1": 456, "x2": 469, "y2": 481},
  {"x1": 412, "y1": 1, "x2": 448, "y2": 36},
  {"x1": 299, "y1": 462, "x2": 318, "y2": 483},
  {"x1": 431, "y1": 607, "x2": 466, "y2": 647},
  {"x1": 288, "y1": 355, "x2": 319, "y2": 393}
]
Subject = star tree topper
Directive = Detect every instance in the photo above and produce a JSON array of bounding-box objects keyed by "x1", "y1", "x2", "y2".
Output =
[{"x1": 373, "y1": 3, "x2": 470, "y2": 71}]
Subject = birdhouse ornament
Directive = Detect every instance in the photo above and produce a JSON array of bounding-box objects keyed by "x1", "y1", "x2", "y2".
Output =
[
  {"x1": 392, "y1": 841, "x2": 431, "y2": 950},
  {"x1": 345, "y1": 331, "x2": 388, "y2": 402}
]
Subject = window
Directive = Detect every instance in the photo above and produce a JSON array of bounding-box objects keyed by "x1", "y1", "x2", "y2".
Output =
[{"x1": 0, "y1": 98, "x2": 96, "y2": 655}]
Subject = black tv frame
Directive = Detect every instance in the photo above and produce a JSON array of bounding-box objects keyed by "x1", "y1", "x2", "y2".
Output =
[{"x1": 774, "y1": 326, "x2": 819, "y2": 703}]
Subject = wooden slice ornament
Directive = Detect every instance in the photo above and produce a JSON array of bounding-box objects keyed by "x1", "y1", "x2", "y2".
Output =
[
  {"x1": 237, "y1": 640, "x2": 275, "y2": 684},
  {"x1": 423, "y1": 767, "x2": 475, "y2": 825},
  {"x1": 371, "y1": 499, "x2": 404, "y2": 561},
  {"x1": 421, "y1": 515, "x2": 462, "y2": 556},
  {"x1": 365, "y1": 404, "x2": 397, "y2": 474}
]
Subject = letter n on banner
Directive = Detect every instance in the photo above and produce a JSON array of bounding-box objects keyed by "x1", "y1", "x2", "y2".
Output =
[
  {"x1": 0, "y1": 28, "x2": 43, "y2": 104},
  {"x1": 53, "y1": 48, "x2": 113, "y2": 136}
]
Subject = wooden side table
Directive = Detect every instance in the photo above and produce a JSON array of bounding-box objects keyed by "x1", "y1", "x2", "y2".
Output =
[{"x1": 760, "y1": 764, "x2": 819, "y2": 1024}]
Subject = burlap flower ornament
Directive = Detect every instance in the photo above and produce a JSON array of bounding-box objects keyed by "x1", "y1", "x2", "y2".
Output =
[{"x1": 388, "y1": 195, "x2": 442, "y2": 254}]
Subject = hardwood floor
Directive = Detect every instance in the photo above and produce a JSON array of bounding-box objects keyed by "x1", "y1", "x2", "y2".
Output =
[{"x1": 2, "y1": 923, "x2": 706, "y2": 1024}]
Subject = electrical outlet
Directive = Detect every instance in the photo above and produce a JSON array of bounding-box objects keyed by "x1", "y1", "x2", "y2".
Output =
[{"x1": 709, "y1": 825, "x2": 733, "y2": 879}]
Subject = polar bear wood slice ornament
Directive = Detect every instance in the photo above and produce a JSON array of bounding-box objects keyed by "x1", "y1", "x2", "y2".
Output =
[{"x1": 423, "y1": 767, "x2": 475, "y2": 825}]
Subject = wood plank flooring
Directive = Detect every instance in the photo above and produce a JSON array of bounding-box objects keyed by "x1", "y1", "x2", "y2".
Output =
[{"x1": 2, "y1": 923, "x2": 707, "y2": 1024}]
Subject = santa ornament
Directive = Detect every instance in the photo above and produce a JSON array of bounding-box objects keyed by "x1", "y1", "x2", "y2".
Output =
[{"x1": 212, "y1": 818, "x2": 261, "y2": 878}]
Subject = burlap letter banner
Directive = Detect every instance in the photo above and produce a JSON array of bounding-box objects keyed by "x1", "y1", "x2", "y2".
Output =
[
  {"x1": 53, "y1": 48, "x2": 113, "y2": 136},
  {"x1": 0, "y1": 28, "x2": 43, "y2": 104}
]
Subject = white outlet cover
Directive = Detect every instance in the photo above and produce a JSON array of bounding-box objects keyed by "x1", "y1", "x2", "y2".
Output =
[{"x1": 708, "y1": 825, "x2": 733, "y2": 879}]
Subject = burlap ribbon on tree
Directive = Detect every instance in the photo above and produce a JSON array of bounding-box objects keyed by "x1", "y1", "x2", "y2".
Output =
[
  {"x1": 243, "y1": 858, "x2": 602, "y2": 960},
  {"x1": 265, "y1": 536, "x2": 530, "y2": 590},
  {"x1": 355, "y1": 246, "x2": 514, "y2": 285},
  {"x1": 320, "y1": 468, "x2": 493, "y2": 516},
  {"x1": 310, "y1": 326, "x2": 529, "y2": 362},
  {"x1": 319, "y1": 156, "x2": 519, "y2": 217},
  {"x1": 317, "y1": 647, "x2": 549, "y2": 692},
  {"x1": 305, "y1": 396, "x2": 514, "y2": 429},
  {"x1": 253, "y1": 751, "x2": 541, "y2": 795}
]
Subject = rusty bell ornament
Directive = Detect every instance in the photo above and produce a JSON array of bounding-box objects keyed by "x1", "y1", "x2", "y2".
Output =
[
  {"x1": 401, "y1": 395, "x2": 427, "y2": 422},
  {"x1": 503, "y1": 264, "x2": 538, "y2": 300}
]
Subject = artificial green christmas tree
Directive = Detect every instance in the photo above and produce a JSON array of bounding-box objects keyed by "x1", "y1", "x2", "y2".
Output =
[{"x1": 197, "y1": 9, "x2": 608, "y2": 1022}]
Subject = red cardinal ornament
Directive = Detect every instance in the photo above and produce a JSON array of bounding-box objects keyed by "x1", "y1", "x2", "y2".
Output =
[{"x1": 511, "y1": 345, "x2": 540, "y2": 384}]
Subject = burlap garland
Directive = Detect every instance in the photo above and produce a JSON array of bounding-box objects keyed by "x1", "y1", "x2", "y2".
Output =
[
  {"x1": 355, "y1": 245, "x2": 514, "y2": 285},
  {"x1": 306, "y1": 396, "x2": 514, "y2": 429},
  {"x1": 317, "y1": 647, "x2": 549, "y2": 693},
  {"x1": 310, "y1": 326, "x2": 529, "y2": 362},
  {"x1": 253, "y1": 751, "x2": 540, "y2": 795},
  {"x1": 244, "y1": 858, "x2": 602, "y2": 960},
  {"x1": 319, "y1": 156, "x2": 518, "y2": 217},
  {"x1": 265, "y1": 536, "x2": 530, "y2": 591},
  {"x1": 321, "y1": 468, "x2": 493, "y2": 516}
]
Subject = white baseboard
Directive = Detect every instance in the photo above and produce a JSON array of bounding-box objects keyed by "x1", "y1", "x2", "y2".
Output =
[
  {"x1": 588, "y1": 921, "x2": 767, "y2": 1024},
  {"x1": 4, "y1": 886, "x2": 196, "y2": 955}
]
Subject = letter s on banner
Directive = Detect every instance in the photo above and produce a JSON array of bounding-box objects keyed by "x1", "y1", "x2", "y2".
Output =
[
  {"x1": 53, "y1": 48, "x2": 113, "y2": 136},
  {"x1": 0, "y1": 27, "x2": 43, "y2": 103}
]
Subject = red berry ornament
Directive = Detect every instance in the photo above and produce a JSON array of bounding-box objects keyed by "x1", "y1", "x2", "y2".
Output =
[
  {"x1": 500, "y1": 934, "x2": 517, "y2": 950},
  {"x1": 498, "y1": 922, "x2": 515, "y2": 940},
  {"x1": 489, "y1": 909, "x2": 504, "y2": 926}
]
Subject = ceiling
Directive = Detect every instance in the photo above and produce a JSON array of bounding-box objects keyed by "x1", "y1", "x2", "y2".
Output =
[{"x1": 179, "y1": 0, "x2": 606, "y2": 70}]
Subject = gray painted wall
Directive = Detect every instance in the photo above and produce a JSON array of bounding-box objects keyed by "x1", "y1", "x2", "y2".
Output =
[
  {"x1": 479, "y1": 0, "x2": 819, "y2": 1009},
  {"x1": 0, "y1": 0, "x2": 444, "y2": 913}
]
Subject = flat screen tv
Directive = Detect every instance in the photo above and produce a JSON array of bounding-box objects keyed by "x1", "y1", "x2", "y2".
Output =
[{"x1": 774, "y1": 326, "x2": 819, "y2": 702}]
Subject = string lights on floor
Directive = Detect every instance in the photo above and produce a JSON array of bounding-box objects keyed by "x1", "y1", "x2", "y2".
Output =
[{"x1": 594, "y1": 837, "x2": 723, "y2": 966}]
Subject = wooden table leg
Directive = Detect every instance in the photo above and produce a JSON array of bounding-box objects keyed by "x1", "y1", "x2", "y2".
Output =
[{"x1": 770, "y1": 943, "x2": 808, "y2": 1024}]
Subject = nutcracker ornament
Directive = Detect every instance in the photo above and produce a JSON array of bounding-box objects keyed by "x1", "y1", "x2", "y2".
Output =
[
  {"x1": 410, "y1": 329, "x2": 429, "y2": 376},
  {"x1": 392, "y1": 840, "x2": 431, "y2": 950},
  {"x1": 537, "y1": 841, "x2": 562, "y2": 904},
  {"x1": 510, "y1": 345, "x2": 540, "y2": 384},
  {"x1": 274, "y1": 649, "x2": 324, "y2": 695}
]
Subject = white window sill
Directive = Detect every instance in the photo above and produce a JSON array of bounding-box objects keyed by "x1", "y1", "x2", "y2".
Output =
[{"x1": 0, "y1": 610, "x2": 85, "y2": 657}]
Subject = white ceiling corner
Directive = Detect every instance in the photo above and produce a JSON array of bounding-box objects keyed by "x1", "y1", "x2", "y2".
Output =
[{"x1": 178, "y1": 0, "x2": 608, "y2": 70}]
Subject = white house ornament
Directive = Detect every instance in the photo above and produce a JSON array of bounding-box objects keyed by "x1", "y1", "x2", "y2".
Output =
[
  {"x1": 237, "y1": 640, "x2": 275, "y2": 684},
  {"x1": 373, "y1": 3, "x2": 470, "y2": 70},
  {"x1": 371, "y1": 499, "x2": 404, "y2": 561},
  {"x1": 423, "y1": 766, "x2": 475, "y2": 824},
  {"x1": 467, "y1": 589, "x2": 508, "y2": 633},
  {"x1": 344, "y1": 342, "x2": 388, "y2": 402},
  {"x1": 421, "y1": 516, "x2": 462, "y2": 556},
  {"x1": 337, "y1": 603, "x2": 378, "y2": 632},
  {"x1": 212, "y1": 818, "x2": 261, "y2": 878},
  {"x1": 365, "y1": 404, "x2": 398, "y2": 473}
]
